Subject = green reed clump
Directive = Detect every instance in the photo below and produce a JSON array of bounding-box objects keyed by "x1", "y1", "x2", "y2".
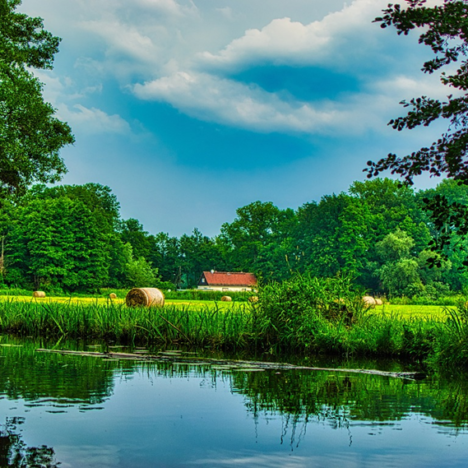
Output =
[
  {"x1": 251, "y1": 274, "x2": 449, "y2": 362},
  {"x1": 254, "y1": 274, "x2": 367, "y2": 348},
  {"x1": 427, "y1": 301, "x2": 468, "y2": 369}
]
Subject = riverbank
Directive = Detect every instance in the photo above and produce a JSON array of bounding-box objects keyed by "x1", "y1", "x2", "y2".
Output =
[{"x1": 0, "y1": 297, "x2": 465, "y2": 369}]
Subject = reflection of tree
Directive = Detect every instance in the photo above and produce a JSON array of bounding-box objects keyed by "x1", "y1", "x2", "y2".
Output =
[
  {"x1": 0, "y1": 339, "x2": 115, "y2": 405},
  {"x1": 0, "y1": 418, "x2": 58, "y2": 467},
  {"x1": 1, "y1": 336, "x2": 468, "y2": 449},
  {"x1": 231, "y1": 369, "x2": 468, "y2": 434}
]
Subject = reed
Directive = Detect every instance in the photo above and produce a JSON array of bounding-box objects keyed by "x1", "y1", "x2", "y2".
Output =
[{"x1": 0, "y1": 298, "x2": 254, "y2": 349}]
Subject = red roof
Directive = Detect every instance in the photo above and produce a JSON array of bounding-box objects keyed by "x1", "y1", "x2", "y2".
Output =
[{"x1": 202, "y1": 271, "x2": 257, "y2": 286}]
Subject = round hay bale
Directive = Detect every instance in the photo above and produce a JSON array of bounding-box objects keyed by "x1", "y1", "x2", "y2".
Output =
[
  {"x1": 126, "y1": 288, "x2": 165, "y2": 308},
  {"x1": 109, "y1": 293, "x2": 117, "y2": 299},
  {"x1": 221, "y1": 296, "x2": 232, "y2": 302},
  {"x1": 375, "y1": 298, "x2": 383, "y2": 306},
  {"x1": 33, "y1": 291, "x2": 46, "y2": 298},
  {"x1": 248, "y1": 296, "x2": 259, "y2": 303},
  {"x1": 362, "y1": 296, "x2": 376, "y2": 307}
]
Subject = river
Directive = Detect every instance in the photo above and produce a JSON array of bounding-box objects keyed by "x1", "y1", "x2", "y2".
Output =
[{"x1": 0, "y1": 335, "x2": 467, "y2": 467}]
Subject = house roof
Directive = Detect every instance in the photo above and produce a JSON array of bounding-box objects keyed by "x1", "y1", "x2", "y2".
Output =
[{"x1": 202, "y1": 271, "x2": 257, "y2": 286}]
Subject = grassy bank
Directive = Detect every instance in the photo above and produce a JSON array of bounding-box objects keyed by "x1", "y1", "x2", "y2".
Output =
[
  {"x1": 0, "y1": 275, "x2": 466, "y2": 369},
  {"x1": 0, "y1": 296, "x2": 462, "y2": 368}
]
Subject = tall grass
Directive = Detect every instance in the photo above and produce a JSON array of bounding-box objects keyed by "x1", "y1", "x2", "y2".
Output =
[{"x1": 0, "y1": 298, "x2": 255, "y2": 349}]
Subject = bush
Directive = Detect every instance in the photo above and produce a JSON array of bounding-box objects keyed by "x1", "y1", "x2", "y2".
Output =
[{"x1": 254, "y1": 274, "x2": 367, "y2": 348}]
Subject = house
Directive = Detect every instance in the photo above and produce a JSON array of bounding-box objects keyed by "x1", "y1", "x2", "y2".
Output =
[{"x1": 198, "y1": 271, "x2": 257, "y2": 292}]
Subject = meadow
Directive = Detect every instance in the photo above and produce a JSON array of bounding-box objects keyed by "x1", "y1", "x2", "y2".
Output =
[{"x1": 0, "y1": 294, "x2": 450, "y2": 320}]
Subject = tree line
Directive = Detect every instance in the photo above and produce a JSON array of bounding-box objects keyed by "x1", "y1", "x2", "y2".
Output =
[{"x1": 0, "y1": 177, "x2": 467, "y2": 298}]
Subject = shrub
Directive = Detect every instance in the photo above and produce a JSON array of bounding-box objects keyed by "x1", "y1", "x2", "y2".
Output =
[{"x1": 255, "y1": 274, "x2": 366, "y2": 348}]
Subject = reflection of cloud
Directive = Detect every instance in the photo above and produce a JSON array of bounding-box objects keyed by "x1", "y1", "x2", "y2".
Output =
[
  {"x1": 57, "y1": 445, "x2": 120, "y2": 468},
  {"x1": 189, "y1": 452, "x2": 308, "y2": 467}
]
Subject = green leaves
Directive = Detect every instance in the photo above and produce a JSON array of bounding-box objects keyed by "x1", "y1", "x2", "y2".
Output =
[
  {"x1": 367, "y1": 1, "x2": 468, "y2": 265},
  {"x1": 0, "y1": 0, "x2": 74, "y2": 196}
]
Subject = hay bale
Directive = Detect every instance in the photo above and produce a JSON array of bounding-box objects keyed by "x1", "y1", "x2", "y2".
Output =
[
  {"x1": 362, "y1": 296, "x2": 376, "y2": 307},
  {"x1": 375, "y1": 298, "x2": 383, "y2": 306},
  {"x1": 109, "y1": 293, "x2": 117, "y2": 299},
  {"x1": 33, "y1": 291, "x2": 46, "y2": 298},
  {"x1": 221, "y1": 296, "x2": 232, "y2": 302},
  {"x1": 126, "y1": 288, "x2": 165, "y2": 308},
  {"x1": 248, "y1": 296, "x2": 259, "y2": 303}
]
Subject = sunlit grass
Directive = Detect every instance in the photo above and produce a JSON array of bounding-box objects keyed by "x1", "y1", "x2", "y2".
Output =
[
  {"x1": 0, "y1": 295, "x2": 236, "y2": 311},
  {"x1": 0, "y1": 295, "x2": 450, "y2": 319},
  {"x1": 374, "y1": 304, "x2": 449, "y2": 320}
]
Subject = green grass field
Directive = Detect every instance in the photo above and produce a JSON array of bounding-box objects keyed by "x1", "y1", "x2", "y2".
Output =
[
  {"x1": 0, "y1": 295, "x2": 451, "y2": 320},
  {"x1": 0, "y1": 295, "x2": 239, "y2": 311}
]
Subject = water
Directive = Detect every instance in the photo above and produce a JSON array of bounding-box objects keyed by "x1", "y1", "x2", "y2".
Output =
[{"x1": 0, "y1": 336, "x2": 467, "y2": 467}]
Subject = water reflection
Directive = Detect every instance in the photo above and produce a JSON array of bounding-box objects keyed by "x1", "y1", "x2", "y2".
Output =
[
  {"x1": 1, "y1": 336, "x2": 468, "y2": 430},
  {"x1": 0, "y1": 417, "x2": 58, "y2": 467},
  {"x1": 0, "y1": 336, "x2": 467, "y2": 467}
]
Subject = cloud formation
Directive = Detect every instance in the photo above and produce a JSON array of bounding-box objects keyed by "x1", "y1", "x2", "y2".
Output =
[
  {"x1": 131, "y1": 0, "x2": 447, "y2": 136},
  {"x1": 200, "y1": 0, "x2": 385, "y2": 72},
  {"x1": 134, "y1": 71, "x2": 398, "y2": 135},
  {"x1": 17, "y1": 0, "x2": 449, "y2": 236}
]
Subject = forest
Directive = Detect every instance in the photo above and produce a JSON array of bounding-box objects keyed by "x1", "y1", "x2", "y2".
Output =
[{"x1": 0, "y1": 177, "x2": 466, "y2": 299}]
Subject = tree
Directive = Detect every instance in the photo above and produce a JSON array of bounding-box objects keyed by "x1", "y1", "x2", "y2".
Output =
[
  {"x1": 8, "y1": 196, "x2": 110, "y2": 291},
  {"x1": 179, "y1": 229, "x2": 225, "y2": 288},
  {"x1": 218, "y1": 201, "x2": 296, "y2": 274},
  {"x1": 366, "y1": 0, "x2": 468, "y2": 265},
  {"x1": 376, "y1": 230, "x2": 423, "y2": 296},
  {"x1": 125, "y1": 255, "x2": 159, "y2": 288},
  {"x1": 120, "y1": 218, "x2": 154, "y2": 260},
  {"x1": 0, "y1": 0, "x2": 74, "y2": 197}
]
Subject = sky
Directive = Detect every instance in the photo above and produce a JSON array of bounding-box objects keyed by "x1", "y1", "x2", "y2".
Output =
[{"x1": 20, "y1": 0, "x2": 447, "y2": 237}]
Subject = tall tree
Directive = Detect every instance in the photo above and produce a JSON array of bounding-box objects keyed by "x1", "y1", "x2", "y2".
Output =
[
  {"x1": 179, "y1": 228, "x2": 225, "y2": 288},
  {"x1": 0, "y1": 0, "x2": 74, "y2": 197},
  {"x1": 219, "y1": 201, "x2": 296, "y2": 275},
  {"x1": 120, "y1": 218, "x2": 154, "y2": 261},
  {"x1": 9, "y1": 197, "x2": 110, "y2": 291}
]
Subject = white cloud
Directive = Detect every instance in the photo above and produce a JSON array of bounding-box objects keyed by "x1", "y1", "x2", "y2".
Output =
[
  {"x1": 199, "y1": 0, "x2": 388, "y2": 72},
  {"x1": 58, "y1": 104, "x2": 131, "y2": 135},
  {"x1": 199, "y1": 0, "x2": 444, "y2": 73},
  {"x1": 131, "y1": 0, "x2": 450, "y2": 135},
  {"x1": 81, "y1": 19, "x2": 164, "y2": 67},
  {"x1": 132, "y1": 0, "x2": 191, "y2": 16},
  {"x1": 133, "y1": 71, "x2": 401, "y2": 135},
  {"x1": 24, "y1": 0, "x2": 450, "y2": 138}
]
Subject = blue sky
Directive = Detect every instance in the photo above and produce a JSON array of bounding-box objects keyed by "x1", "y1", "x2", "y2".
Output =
[{"x1": 21, "y1": 0, "x2": 446, "y2": 237}]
